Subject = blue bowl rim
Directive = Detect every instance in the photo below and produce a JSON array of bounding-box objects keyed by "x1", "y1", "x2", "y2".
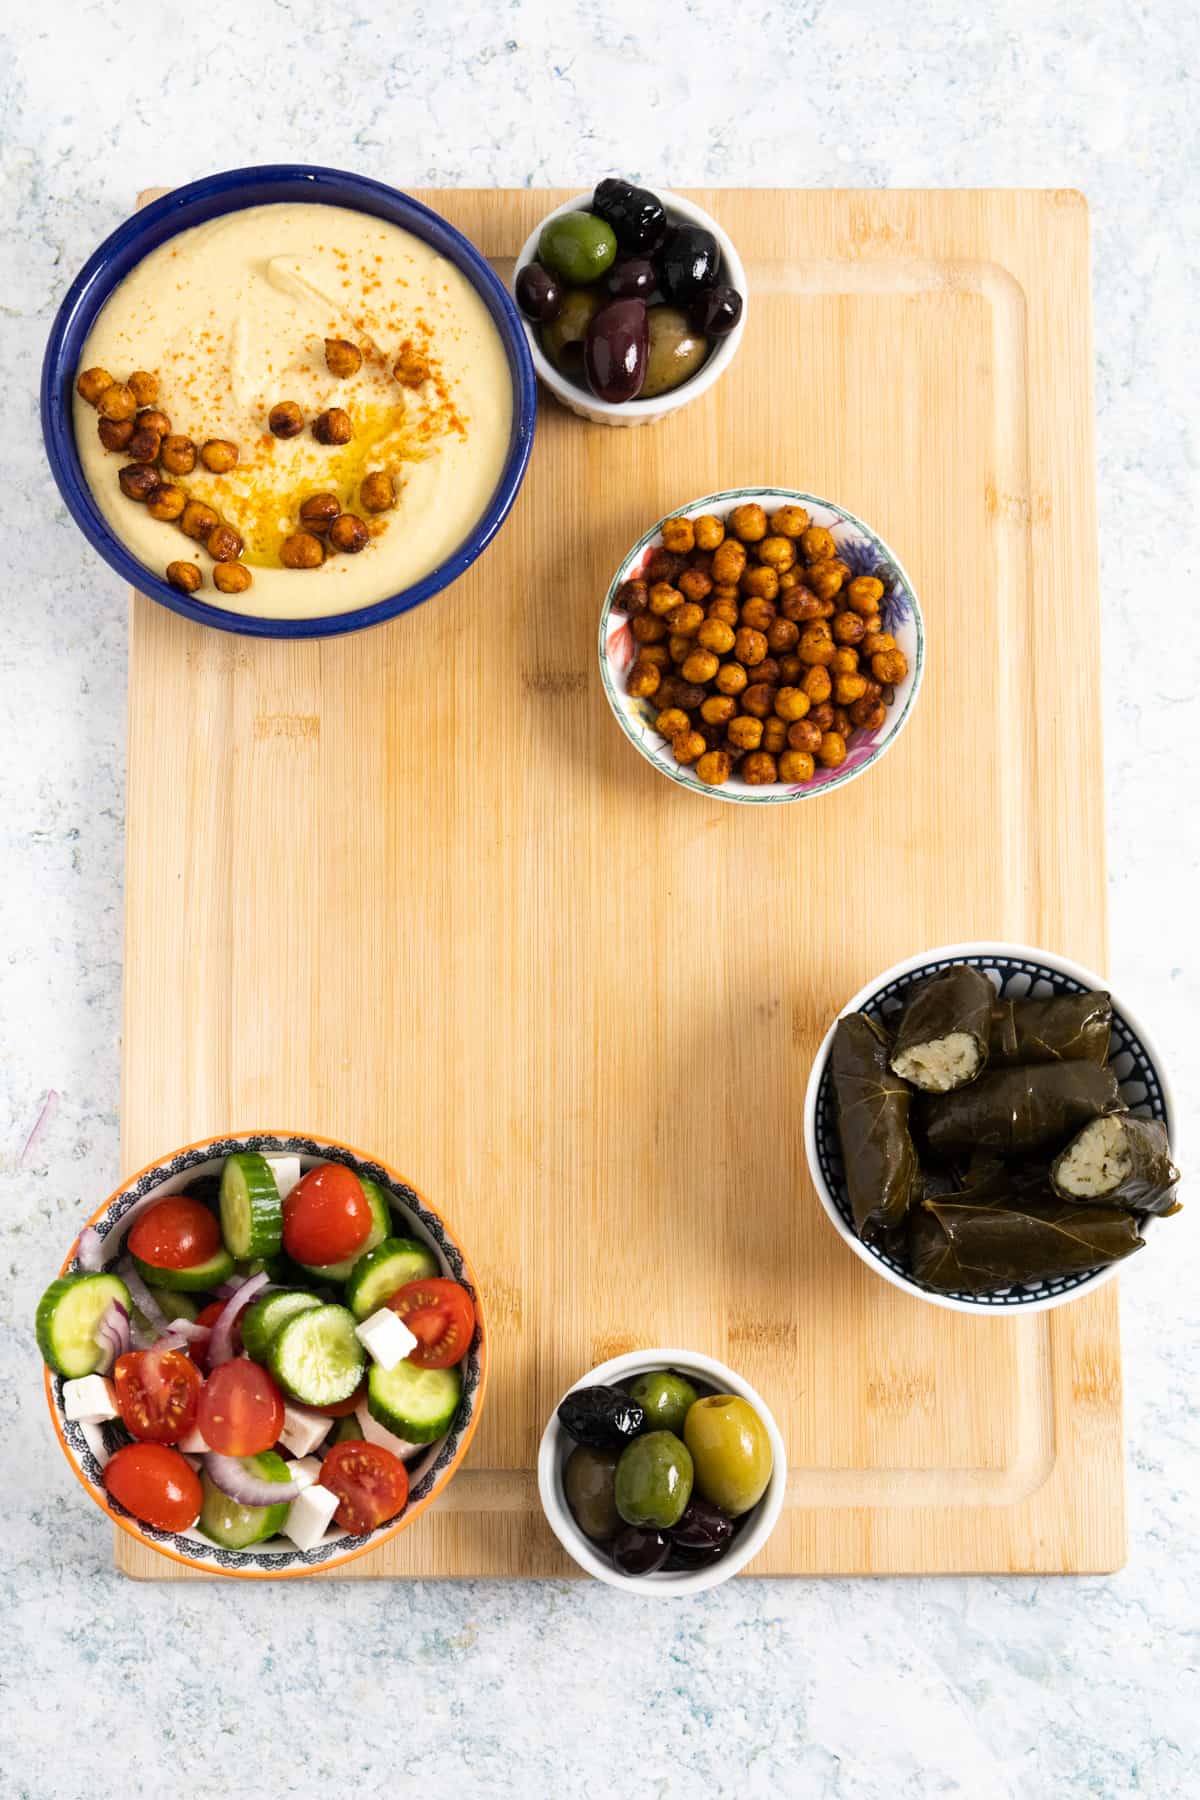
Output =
[{"x1": 41, "y1": 164, "x2": 537, "y2": 640}]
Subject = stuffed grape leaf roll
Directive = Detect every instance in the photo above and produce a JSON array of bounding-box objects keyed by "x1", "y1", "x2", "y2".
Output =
[
  {"x1": 908, "y1": 1195, "x2": 1144, "y2": 1293},
  {"x1": 831, "y1": 1012, "x2": 918, "y2": 1242},
  {"x1": 921, "y1": 1062, "x2": 1123, "y2": 1158},
  {"x1": 889, "y1": 965, "x2": 994, "y2": 1093},
  {"x1": 1051, "y1": 1114, "x2": 1181, "y2": 1215},
  {"x1": 988, "y1": 991, "x2": 1112, "y2": 1067}
]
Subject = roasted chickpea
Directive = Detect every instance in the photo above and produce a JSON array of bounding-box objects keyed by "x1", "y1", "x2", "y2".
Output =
[
  {"x1": 268, "y1": 401, "x2": 305, "y2": 438},
  {"x1": 780, "y1": 588, "x2": 823, "y2": 623},
  {"x1": 325, "y1": 336, "x2": 363, "y2": 377},
  {"x1": 849, "y1": 696, "x2": 887, "y2": 731},
  {"x1": 800, "y1": 525, "x2": 836, "y2": 562},
  {"x1": 741, "y1": 751, "x2": 778, "y2": 785},
  {"x1": 631, "y1": 613, "x2": 668, "y2": 644},
  {"x1": 755, "y1": 657, "x2": 783, "y2": 689},
  {"x1": 206, "y1": 524, "x2": 244, "y2": 563},
  {"x1": 803, "y1": 666, "x2": 833, "y2": 703},
  {"x1": 673, "y1": 681, "x2": 706, "y2": 710},
  {"x1": 146, "y1": 483, "x2": 187, "y2": 522},
  {"x1": 179, "y1": 499, "x2": 219, "y2": 541},
  {"x1": 711, "y1": 583, "x2": 739, "y2": 605},
  {"x1": 680, "y1": 648, "x2": 720, "y2": 685},
  {"x1": 126, "y1": 426, "x2": 162, "y2": 464},
  {"x1": 638, "y1": 644, "x2": 671, "y2": 669},
  {"x1": 666, "y1": 602, "x2": 704, "y2": 637},
  {"x1": 672, "y1": 730, "x2": 706, "y2": 766},
  {"x1": 777, "y1": 567, "x2": 800, "y2": 592},
  {"x1": 329, "y1": 513, "x2": 370, "y2": 553},
  {"x1": 136, "y1": 407, "x2": 172, "y2": 438},
  {"x1": 160, "y1": 434, "x2": 197, "y2": 476},
  {"x1": 863, "y1": 630, "x2": 896, "y2": 657},
  {"x1": 733, "y1": 627, "x2": 768, "y2": 666},
  {"x1": 118, "y1": 463, "x2": 159, "y2": 502},
  {"x1": 779, "y1": 749, "x2": 815, "y2": 783},
  {"x1": 846, "y1": 575, "x2": 885, "y2": 615},
  {"x1": 616, "y1": 577, "x2": 648, "y2": 615},
  {"x1": 678, "y1": 567, "x2": 712, "y2": 603},
  {"x1": 769, "y1": 505, "x2": 809, "y2": 538},
  {"x1": 200, "y1": 438, "x2": 239, "y2": 474},
  {"x1": 213, "y1": 562, "x2": 253, "y2": 595},
  {"x1": 693, "y1": 514, "x2": 725, "y2": 551},
  {"x1": 696, "y1": 749, "x2": 732, "y2": 786},
  {"x1": 97, "y1": 383, "x2": 137, "y2": 422},
  {"x1": 313, "y1": 407, "x2": 353, "y2": 446},
  {"x1": 861, "y1": 678, "x2": 884, "y2": 701},
  {"x1": 860, "y1": 614, "x2": 883, "y2": 638},
  {"x1": 660, "y1": 516, "x2": 695, "y2": 554},
  {"x1": 701, "y1": 694, "x2": 736, "y2": 725},
  {"x1": 648, "y1": 581, "x2": 683, "y2": 617},
  {"x1": 299, "y1": 492, "x2": 341, "y2": 537},
  {"x1": 715, "y1": 661, "x2": 749, "y2": 697},
  {"x1": 834, "y1": 673, "x2": 869, "y2": 705},
  {"x1": 774, "y1": 686, "x2": 810, "y2": 722},
  {"x1": 689, "y1": 546, "x2": 714, "y2": 572},
  {"x1": 667, "y1": 633, "x2": 694, "y2": 664},
  {"x1": 830, "y1": 647, "x2": 859, "y2": 675},
  {"x1": 871, "y1": 649, "x2": 909, "y2": 684},
  {"x1": 165, "y1": 559, "x2": 201, "y2": 593},
  {"x1": 798, "y1": 627, "x2": 836, "y2": 666},
  {"x1": 627, "y1": 658, "x2": 662, "y2": 699},
  {"x1": 655, "y1": 707, "x2": 691, "y2": 738},
  {"x1": 280, "y1": 530, "x2": 325, "y2": 569},
  {"x1": 706, "y1": 598, "x2": 740, "y2": 629},
  {"x1": 727, "y1": 714, "x2": 763, "y2": 751},
  {"x1": 788, "y1": 718, "x2": 823, "y2": 754},
  {"x1": 831, "y1": 707, "x2": 853, "y2": 737},
  {"x1": 697, "y1": 618, "x2": 735, "y2": 655},
  {"x1": 815, "y1": 597, "x2": 837, "y2": 619},
  {"x1": 806, "y1": 561, "x2": 845, "y2": 600},
  {"x1": 739, "y1": 599, "x2": 776, "y2": 636},
  {"x1": 729, "y1": 503, "x2": 767, "y2": 542},
  {"x1": 741, "y1": 682, "x2": 777, "y2": 719},
  {"x1": 778, "y1": 654, "x2": 802, "y2": 683},
  {"x1": 757, "y1": 535, "x2": 796, "y2": 572},
  {"x1": 767, "y1": 617, "x2": 800, "y2": 653},
  {"x1": 696, "y1": 720, "x2": 726, "y2": 750},
  {"x1": 738, "y1": 568, "x2": 776, "y2": 606},
  {"x1": 394, "y1": 348, "x2": 430, "y2": 387},
  {"x1": 645, "y1": 547, "x2": 685, "y2": 584},
  {"x1": 818, "y1": 731, "x2": 848, "y2": 768},
  {"x1": 809, "y1": 702, "x2": 835, "y2": 732},
  {"x1": 761, "y1": 716, "x2": 787, "y2": 754},
  {"x1": 76, "y1": 366, "x2": 115, "y2": 407},
  {"x1": 97, "y1": 417, "x2": 134, "y2": 452},
  {"x1": 353, "y1": 469, "x2": 392, "y2": 518},
  {"x1": 832, "y1": 610, "x2": 867, "y2": 645},
  {"x1": 711, "y1": 539, "x2": 747, "y2": 585},
  {"x1": 128, "y1": 370, "x2": 159, "y2": 407}
]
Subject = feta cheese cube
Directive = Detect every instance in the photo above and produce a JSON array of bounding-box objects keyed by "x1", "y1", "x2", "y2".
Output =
[
  {"x1": 177, "y1": 1424, "x2": 211, "y2": 1455},
  {"x1": 282, "y1": 1482, "x2": 340, "y2": 1551},
  {"x1": 355, "y1": 1401, "x2": 425, "y2": 1461},
  {"x1": 354, "y1": 1307, "x2": 418, "y2": 1371},
  {"x1": 278, "y1": 1402, "x2": 330, "y2": 1459},
  {"x1": 286, "y1": 1456, "x2": 323, "y2": 1491},
  {"x1": 265, "y1": 1154, "x2": 302, "y2": 1199},
  {"x1": 62, "y1": 1375, "x2": 119, "y2": 1425}
]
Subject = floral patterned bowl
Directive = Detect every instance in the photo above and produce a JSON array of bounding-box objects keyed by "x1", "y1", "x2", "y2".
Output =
[
  {"x1": 43, "y1": 1131, "x2": 487, "y2": 1578},
  {"x1": 598, "y1": 488, "x2": 924, "y2": 804}
]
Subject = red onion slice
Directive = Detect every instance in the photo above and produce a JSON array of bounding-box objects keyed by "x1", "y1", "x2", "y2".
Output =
[
  {"x1": 202, "y1": 1451, "x2": 301, "y2": 1507},
  {"x1": 77, "y1": 1226, "x2": 105, "y2": 1272},
  {"x1": 94, "y1": 1299, "x2": 132, "y2": 1371},
  {"x1": 208, "y1": 1270, "x2": 270, "y2": 1366},
  {"x1": 156, "y1": 1318, "x2": 211, "y2": 1347},
  {"x1": 214, "y1": 1275, "x2": 251, "y2": 1300},
  {"x1": 119, "y1": 1259, "x2": 168, "y2": 1334}
]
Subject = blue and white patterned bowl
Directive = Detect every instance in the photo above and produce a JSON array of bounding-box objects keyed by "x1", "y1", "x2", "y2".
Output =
[
  {"x1": 802, "y1": 943, "x2": 1177, "y2": 1316},
  {"x1": 599, "y1": 488, "x2": 924, "y2": 803},
  {"x1": 44, "y1": 1131, "x2": 487, "y2": 1577}
]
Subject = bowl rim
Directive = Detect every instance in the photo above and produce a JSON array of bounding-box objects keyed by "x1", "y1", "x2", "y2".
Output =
[
  {"x1": 43, "y1": 1128, "x2": 489, "y2": 1578},
  {"x1": 802, "y1": 940, "x2": 1177, "y2": 1317},
  {"x1": 513, "y1": 188, "x2": 747, "y2": 421},
  {"x1": 41, "y1": 163, "x2": 537, "y2": 640},
  {"x1": 597, "y1": 486, "x2": 926, "y2": 804},
  {"x1": 537, "y1": 1346, "x2": 787, "y2": 1594}
]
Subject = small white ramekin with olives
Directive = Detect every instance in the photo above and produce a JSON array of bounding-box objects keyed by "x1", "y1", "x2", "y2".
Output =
[
  {"x1": 513, "y1": 186, "x2": 747, "y2": 427},
  {"x1": 537, "y1": 1347, "x2": 786, "y2": 1593}
]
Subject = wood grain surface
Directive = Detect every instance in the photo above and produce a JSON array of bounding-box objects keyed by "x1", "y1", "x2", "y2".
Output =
[{"x1": 116, "y1": 187, "x2": 1120, "y2": 1579}]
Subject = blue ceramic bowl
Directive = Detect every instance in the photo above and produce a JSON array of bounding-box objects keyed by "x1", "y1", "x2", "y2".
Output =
[{"x1": 42, "y1": 165, "x2": 537, "y2": 639}]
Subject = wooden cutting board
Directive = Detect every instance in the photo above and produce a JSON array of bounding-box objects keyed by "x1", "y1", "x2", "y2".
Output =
[{"x1": 116, "y1": 188, "x2": 1120, "y2": 1579}]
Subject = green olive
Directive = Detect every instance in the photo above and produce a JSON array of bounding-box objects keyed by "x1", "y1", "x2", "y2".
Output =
[
  {"x1": 538, "y1": 211, "x2": 618, "y2": 285},
  {"x1": 627, "y1": 1369, "x2": 699, "y2": 1436},
  {"x1": 641, "y1": 305, "x2": 710, "y2": 398},
  {"x1": 540, "y1": 288, "x2": 601, "y2": 378},
  {"x1": 563, "y1": 1445, "x2": 621, "y2": 1542},
  {"x1": 614, "y1": 1430, "x2": 693, "y2": 1530},
  {"x1": 683, "y1": 1395, "x2": 773, "y2": 1517}
]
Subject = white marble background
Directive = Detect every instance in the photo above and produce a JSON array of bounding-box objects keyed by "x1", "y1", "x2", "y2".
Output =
[{"x1": 1, "y1": 2, "x2": 1197, "y2": 1795}]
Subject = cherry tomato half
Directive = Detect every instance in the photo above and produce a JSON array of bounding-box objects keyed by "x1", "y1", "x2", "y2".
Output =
[
  {"x1": 282, "y1": 1163, "x2": 372, "y2": 1266},
  {"x1": 127, "y1": 1196, "x2": 221, "y2": 1271},
  {"x1": 104, "y1": 1442, "x2": 203, "y2": 1532},
  {"x1": 311, "y1": 1377, "x2": 367, "y2": 1419},
  {"x1": 193, "y1": 1299, "x2": 240, "y2": 1364},
  {"x1": 196, "y1": 1357, "x2": 285, "y2": 1457},
  {"x1": 385, "y1": 1278, "x2": 476, "y2": 1369},
  {"x1": 113, "y1": 1347, "x2": 202, "y2": 1443},
  {"x1": 320, "y1": 1441, "x2": 409, "y2": 1533}
]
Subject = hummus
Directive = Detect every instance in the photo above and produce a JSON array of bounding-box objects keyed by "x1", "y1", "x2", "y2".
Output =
[{"x1": 75, "y1": 202, "x2": 514, "y2": 618}]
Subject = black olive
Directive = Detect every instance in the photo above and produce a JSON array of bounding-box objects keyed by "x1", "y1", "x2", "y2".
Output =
[
  {"x1": 656, "y1": 224, "x2": 720, "y2": 306},
  {"x1": 606, "y1": 256, "x2": 657, "y2": 299},
  {"x1": 557, "y1": 1383, "x2": 646, "y2": 1449},
  {"x1": 664, "y1": 1539, "x2": 728, "y2": 1571},
  {"x1": 612, "y1": 1525, "x2": 670, "y2": 1576},
  {"x1": 690, "y1": 284, "x2": 743, "y2": 338},
  {"x1": 592, "y1": 178, "x2": 667, "y2": 254},
  {"x1": 515, "y1": 262, "x2": 563, "y2": 323},
  {"x1": 669, "y1": 1496, "x2": 735, "y2": 1552}
]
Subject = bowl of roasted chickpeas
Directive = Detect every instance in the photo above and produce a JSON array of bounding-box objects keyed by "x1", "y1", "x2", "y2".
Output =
[{"x1": 600, "y1": 490, "x2": 924, "y2": 802}]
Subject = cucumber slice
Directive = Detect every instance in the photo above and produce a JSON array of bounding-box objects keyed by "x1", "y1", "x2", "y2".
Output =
[
  {"x1": 345, "y1": 1236, "x2": 439, "y2": 1320},
  {"x1": 268, "y1": 1303, "x2": 365, "y2": 1406},
  {"x1": 36, "y1": 1272, "x2": 132, "y2": 1377},
  {"x1": 196, "y1": 1451, "x2": 293, "y2": 1548},
  {"x1": 367, "y1": 1358, "x2": 462, "y2": 1445},
  {"x1": 131, "y1": 1246, "x2": 235, "y2": 1292},
  {"x1": 297, "y1": 1177, "x2": 391, "y2": 1283},
  {"x1": 332, "y1": 1413, "x2": 364, "y2": 1444},
  {"x1": 241, "y1": 1289, "x2": 322, "y2": 1364},
  {"x1": 219, "y1": 1152, "x2": 283, "y2": 1260},
  {"x1": 146, "y1": 1288, "x2": 201, "y2": 1323}
]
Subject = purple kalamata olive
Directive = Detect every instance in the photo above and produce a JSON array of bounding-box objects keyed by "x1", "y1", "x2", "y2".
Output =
[
  {"x1": 656, "y1": 224, "x2": 720, "y2": 306},
  {"x1": 607, "y1": 256, "x2": 657, "y2": 300},
  {"x1": 584, "y1": 298, "x2": 649, "y2": 403},
  {"x1": 515, "y1": 261, "x2": 563, "y2": 323},
  {"x1": 612, "y1": 1525, "x2": 670, "y2": 1577},
  {"x1": 690, "y1": 284, "x2": 743, "y2": 337},
  {"x1": 669, "y1": 1496, "x2": 735, "y2": 1553}
]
